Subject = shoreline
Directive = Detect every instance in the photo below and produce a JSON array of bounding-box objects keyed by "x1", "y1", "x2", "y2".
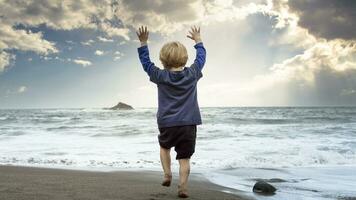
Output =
[{"x1": 0, "y1": 165, "x2": 250, "y2": 200}]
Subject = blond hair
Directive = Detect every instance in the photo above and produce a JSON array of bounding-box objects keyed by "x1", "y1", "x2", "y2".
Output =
[{"x1": 159, "y1": 41, "x2": 188, "y2": 69}]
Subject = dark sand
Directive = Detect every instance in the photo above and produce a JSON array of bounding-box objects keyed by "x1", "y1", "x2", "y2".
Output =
[{"x1": 0, "y1": 165, "x2": 250, "y2": 200}]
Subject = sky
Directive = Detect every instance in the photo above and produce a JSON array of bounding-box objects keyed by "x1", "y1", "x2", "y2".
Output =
[{"x1": 0, "y1": 0, "x2": 355, "y2": 108}]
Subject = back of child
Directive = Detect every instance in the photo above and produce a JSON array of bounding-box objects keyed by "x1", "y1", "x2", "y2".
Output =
[{"x1": 136, "y1": 26, "x2": 206, "y2": 198}]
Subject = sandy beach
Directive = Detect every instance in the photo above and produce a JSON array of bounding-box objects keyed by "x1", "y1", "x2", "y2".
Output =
[{"x1": 0, "y1": 165, "x2": 248, "y2": 200}]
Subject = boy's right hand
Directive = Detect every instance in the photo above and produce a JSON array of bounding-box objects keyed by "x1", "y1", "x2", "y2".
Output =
[{"x1": 187, "y1": 26, "x2": 202, "y2": 44}]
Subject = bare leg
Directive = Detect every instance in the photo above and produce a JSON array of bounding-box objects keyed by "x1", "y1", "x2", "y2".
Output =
[
  {"x1": 178, "y1": 159, "x2": 190, "y2": 198},
  {"x1": 160, "y1": 147, "x2": 172, "y2": 186}
]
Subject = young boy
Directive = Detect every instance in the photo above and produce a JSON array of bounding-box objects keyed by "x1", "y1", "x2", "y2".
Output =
[{"x1": 136, "y1": 26, "x2": 206, "y2": 198}]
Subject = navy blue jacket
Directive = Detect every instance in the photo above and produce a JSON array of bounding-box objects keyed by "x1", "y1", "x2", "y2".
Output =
[{"x1": 138, "y1": 42, "x2": 206, "y2": 128}]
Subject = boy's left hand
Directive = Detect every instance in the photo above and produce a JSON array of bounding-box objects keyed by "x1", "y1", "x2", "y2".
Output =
[{"x1": 136, "y1": 26, "x2": 149, "y2": 46}]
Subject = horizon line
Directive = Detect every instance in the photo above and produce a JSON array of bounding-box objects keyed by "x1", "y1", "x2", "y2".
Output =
[{"x1": 1, "y1": 105, "x2": 356, "y2": 110}]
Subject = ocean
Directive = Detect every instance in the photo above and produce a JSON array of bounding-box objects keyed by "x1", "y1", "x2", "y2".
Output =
[{"x1": 1, "y1": 107, "x2": 356, "y2": 199}]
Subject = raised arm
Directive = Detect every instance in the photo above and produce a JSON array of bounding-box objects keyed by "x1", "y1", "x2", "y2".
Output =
[
  {"x1": 136, "y1": 26, "x2": 153, "y2": 73},
  {"x1": 136, "y1": 26, "x2": 163, "y2": 83},
  {"x1": 137, "y1": 43, "x2": 155, "y2": 75},
  {"x1": 187, "y1": 26, "x2": 206, "y2": 71}
]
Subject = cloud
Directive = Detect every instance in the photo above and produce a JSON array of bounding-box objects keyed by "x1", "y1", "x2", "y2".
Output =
[
  {"x1": 65, "y1": 40, "x2": 75, "y2": 44},
  {"x1": 198, "y1": 0, "x2": 356, "y2": 106},
  {"x1": 98, "y1": 23, "x2": 130, "y2": 40},
  {"x1": 17, "y1": 86, "x2": 27, "y2": 93},
  {"x1": 113, "y1": 51, "x2": 124, "y2": 61},
  {"x1": 1, "y1": 0, "x2": 355, "y2": 106},
  {"x1": 288, "y1": 0, "x2": 356, "y2": 40},
  {"x1": 114, "y1": 0, "x2": 203, "y2": 34},
  {"x1": 218, "y1": 0, "x2": 356, "y2": 105},
  {"x1": 114, "y1": 0, "x2": 271, "y2": 34},
  {"x1": 0, "y1": 51, "x2": 15, "y2": 72},
  {"x1": 73, "y1": 59, "x2": 92, "y2": 67},
  {"x1": 0, "y1": 0, "x2": 127, "y2": 72},
  {"x1": 251, "y1": 39, "x2": 356, "y2": 105},
  {"x1": 0, "y1": 0, "x2": 126, "y2": 35},
  {"x1": 0, "y1": 22, "x2": 57, "y2": 71},
  {"x1": 81, "y1": 39, "x2": 95, "y2": 46},
  {"x1": 97, "y1": 36, "x2": 114, "y2": 42},
  {"x1": 94, "y1": 50, "x2": 104, "y2": 56},
  {"x1": 1, "y1": 0, "x2": 132, "y2": 40},
  {"x1": 114, "y1": 51, "x2": 124, "y2": 56},
  {"x1": 113, "y1": 56, "x2": 121, "y2": 61},
  {"x1": 0, "y1": 25, "x2": 58, "y2": 54},
  {"x1": 40, "y1": 56, "x2": 52, "y2": 61},
  {"x1": 0, "y1": 0, "x2": 269, "y2": 72},
  {"x1": 0, "y1": 25, "x2": 54, "y2": 72}
]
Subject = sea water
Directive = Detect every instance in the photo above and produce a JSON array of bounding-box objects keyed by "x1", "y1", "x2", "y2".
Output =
[{"x1": 1, "y1": 107, "x2": 355, "y2": 199}]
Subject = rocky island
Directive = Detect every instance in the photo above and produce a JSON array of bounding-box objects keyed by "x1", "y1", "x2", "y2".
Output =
[{"x1": 106, "y1": 102, "x2": 134, "y2": 110}]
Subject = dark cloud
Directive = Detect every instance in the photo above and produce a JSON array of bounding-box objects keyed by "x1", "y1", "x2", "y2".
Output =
[
  {"x1": 117, "y1": 0, "x2": 201, "y2": 32},
  {"x1": 287, "y1": 67, "x2": 356, "y2": 106},
  {"x1": 289, "y1": 0, "x2": 356, "y2": 40}
]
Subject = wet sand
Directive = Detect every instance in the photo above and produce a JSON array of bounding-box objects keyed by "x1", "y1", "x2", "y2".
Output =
[{"x1": 0, "y1": 165, "x2": 250, "y2": 200}]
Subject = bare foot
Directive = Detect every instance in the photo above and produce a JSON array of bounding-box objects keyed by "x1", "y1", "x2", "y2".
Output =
[
  {"x1": 161, "y1": 173, "x2": 172, "y2": 187},
  {"x1": 178, "y1": 184, "x2": 189, "y2": 198}
]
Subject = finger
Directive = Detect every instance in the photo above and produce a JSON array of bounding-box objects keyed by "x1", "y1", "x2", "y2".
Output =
[
  {"x1": 139, "y1": 26, "x2": 142, "y2": 34},
  {"x1": 194, "y1": 25, "x2": 197, "y2": 32},
  {"x1": 144, "y1": 26, "x2": 147, "y2": 34},
  {"x1": 136, "y1": 31, "x2": 139, "y2": 37},
  {"x1": 187, "y1": 35, "x2": 193, "y2": 40},
  {"x1": 189, "y1": 30, "x2": 193, "y2": 35},
  {"x1": 198, "y1": 26, "x2": 200, "y2": 33}
]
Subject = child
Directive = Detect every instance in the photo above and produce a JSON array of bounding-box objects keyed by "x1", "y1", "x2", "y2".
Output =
[{"x1": 136, "y1": 25, "x2": 206, "y2": 198}]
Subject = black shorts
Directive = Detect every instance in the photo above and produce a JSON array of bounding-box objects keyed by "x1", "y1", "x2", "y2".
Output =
[{"x1": 158, "y1": 125, "x2": 197, "y2": 160}]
